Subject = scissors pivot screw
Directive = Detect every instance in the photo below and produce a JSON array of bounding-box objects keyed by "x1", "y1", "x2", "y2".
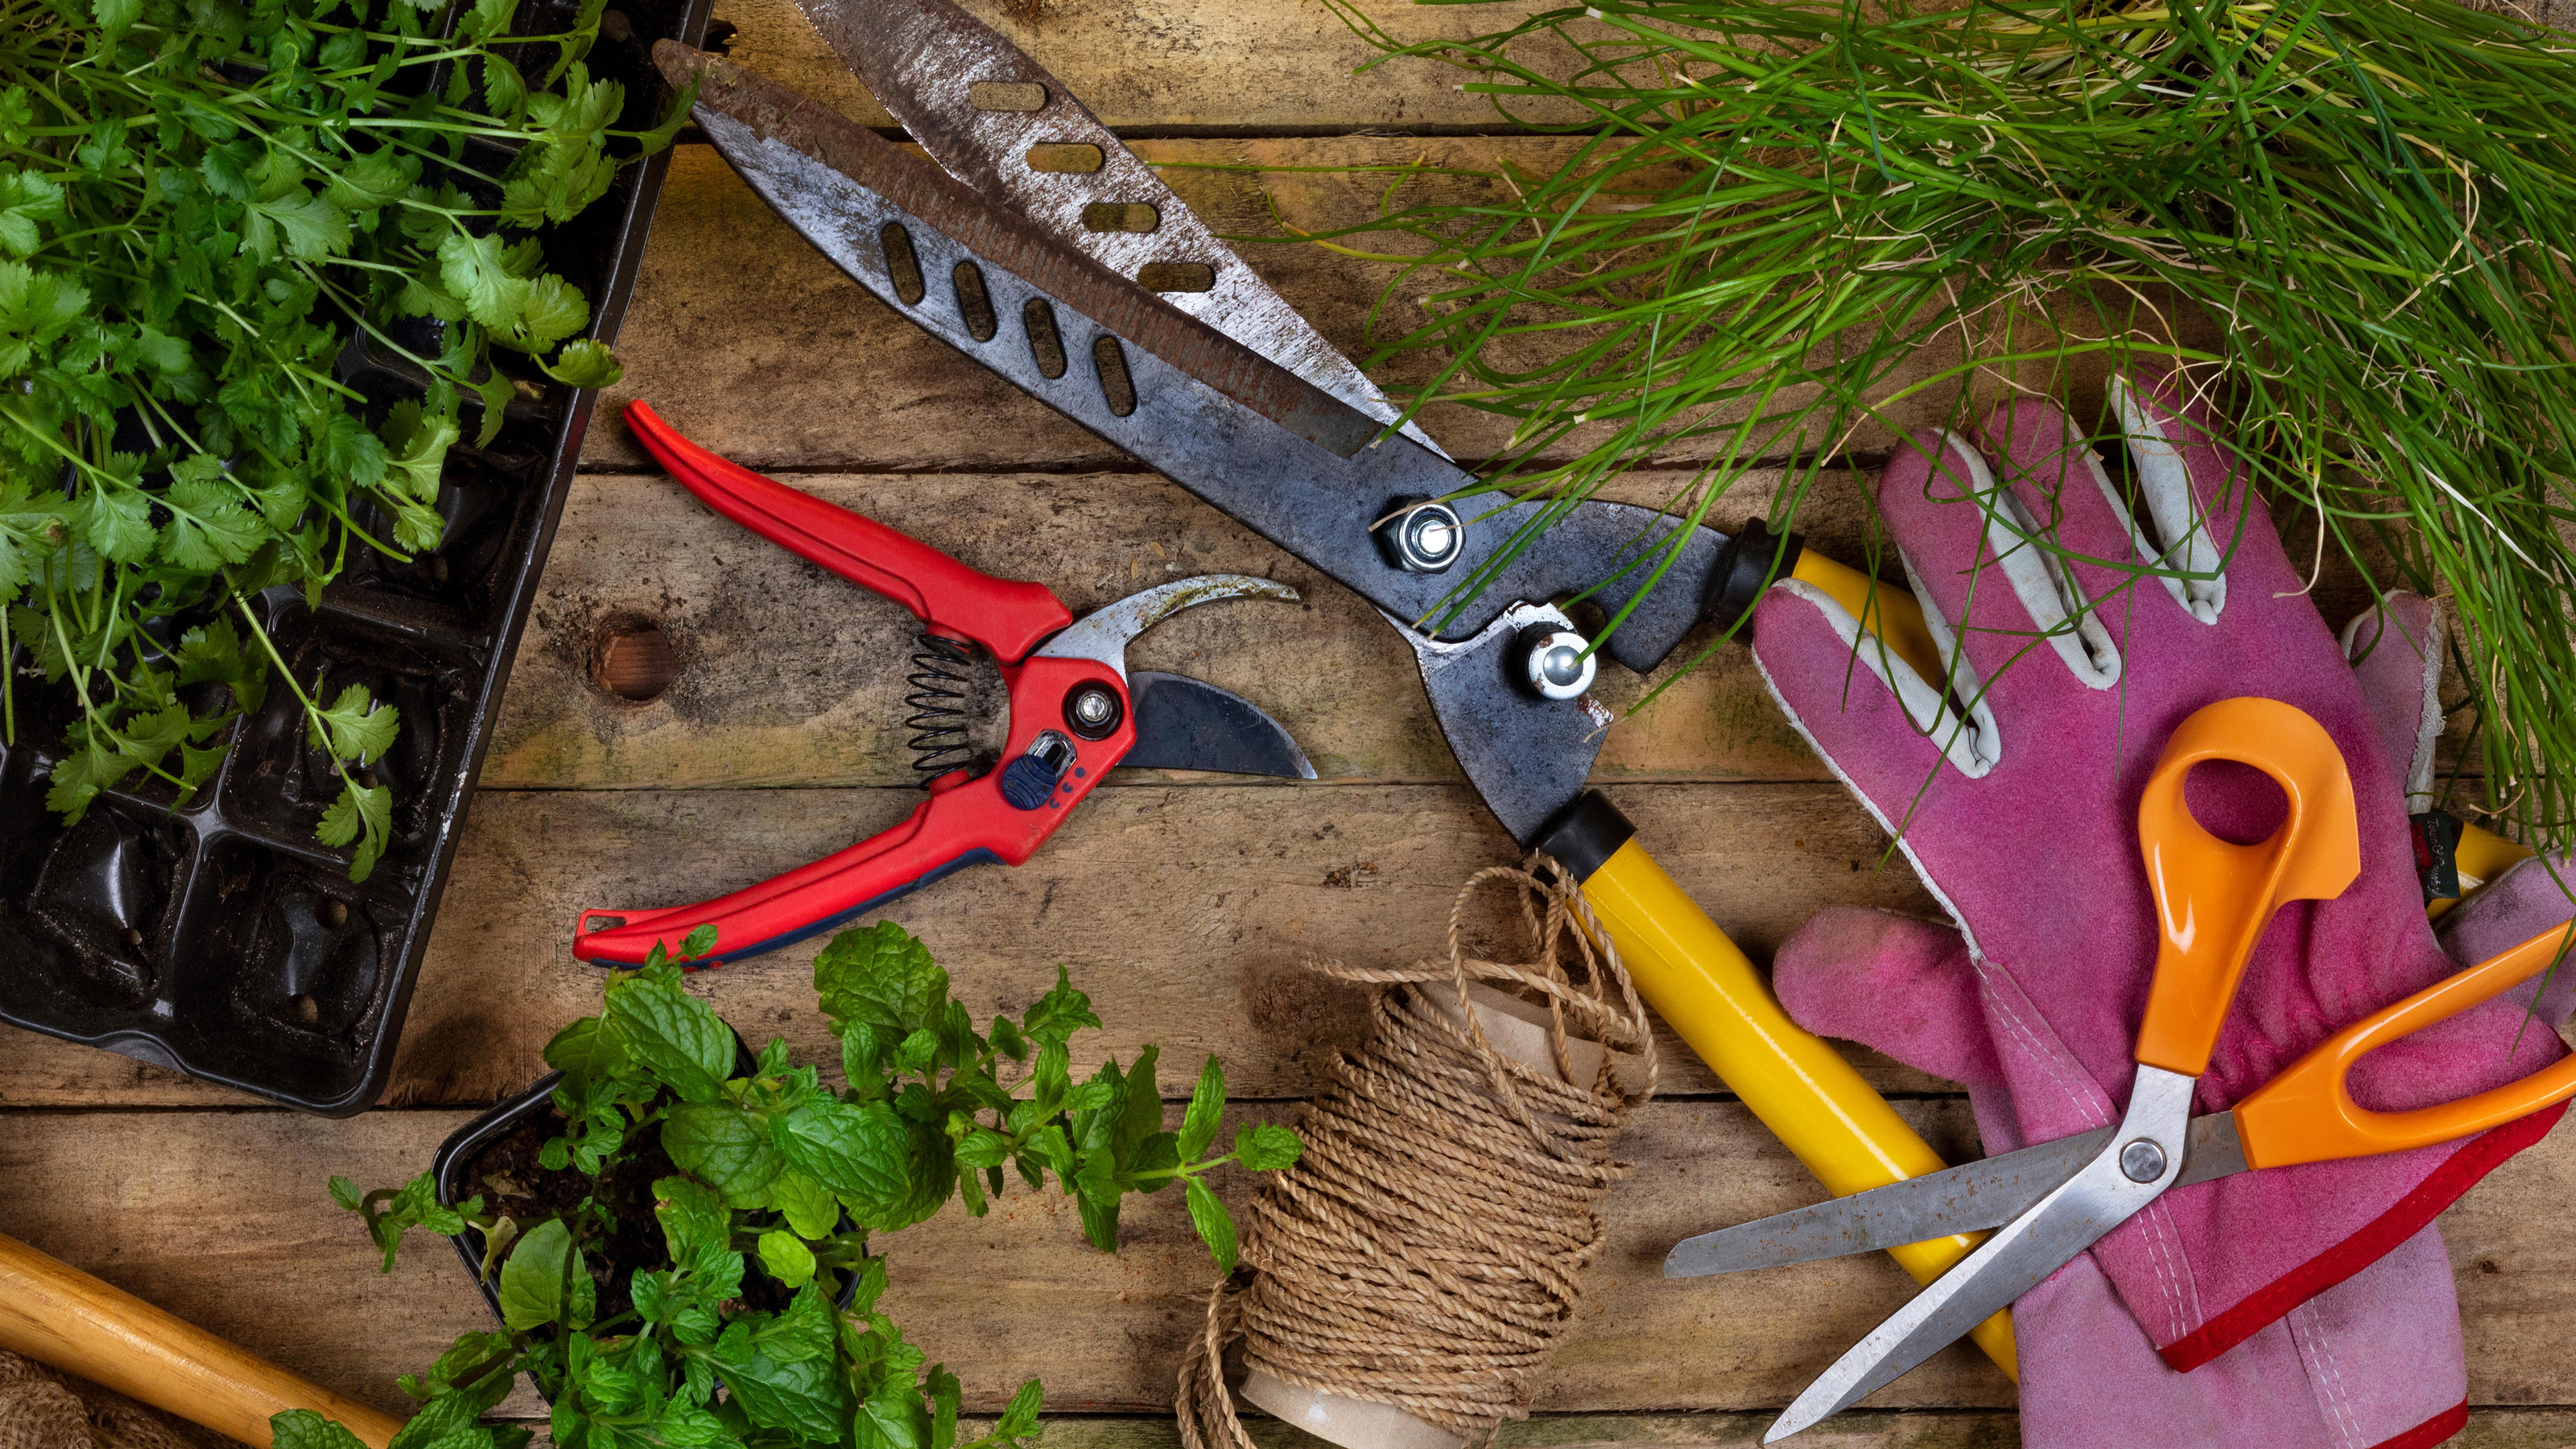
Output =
[
  {"x1": 1377, "y1": 499, "x2": 1464, "y2": 573},
  {"x1": 2119, "y1": 1137, "x2": 2169, "y2": 1183}
]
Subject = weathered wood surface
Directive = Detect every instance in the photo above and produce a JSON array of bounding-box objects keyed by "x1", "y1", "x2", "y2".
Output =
[
  {"x1": 2, "y1": 1101, "x2": 2571, "y2": 1423},
  {"x1": 484, "y1": 469, "x2": 1831, "y2": 791},
  {"x1": 2, "y1": 782, "x2": 1940, "y2": 1108},
  {"x1": 706, "y1": 0, "x2": 1586, "y2": 135},
  {"x1": 0, "y1": 0, "x2": 2553, "y2": 1442}
]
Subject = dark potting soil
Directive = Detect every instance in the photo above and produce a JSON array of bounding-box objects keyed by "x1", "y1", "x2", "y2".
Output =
[{"x1": 460, "y1": 1108, "x2": 796, "y2": 1320}]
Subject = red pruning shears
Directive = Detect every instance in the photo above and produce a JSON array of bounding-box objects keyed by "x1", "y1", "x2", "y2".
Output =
[{"x1": 572, "y1": 402, "x2": 1313, "y2": 968}]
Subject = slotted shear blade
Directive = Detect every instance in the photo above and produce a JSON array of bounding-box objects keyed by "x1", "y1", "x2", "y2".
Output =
[{"x1": 791, "y1": 0, "x2": 1442, "y2": 454}]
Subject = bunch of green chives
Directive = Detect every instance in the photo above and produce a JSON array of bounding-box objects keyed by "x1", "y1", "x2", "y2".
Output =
[{"x1": 1299, "y1": 0, "x2": 2576, "y2": 843}]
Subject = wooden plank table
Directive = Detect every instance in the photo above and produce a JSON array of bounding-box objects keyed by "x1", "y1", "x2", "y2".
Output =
[{"x1": 5, "y1": 2, "x2": 2573, "y2": 1446}]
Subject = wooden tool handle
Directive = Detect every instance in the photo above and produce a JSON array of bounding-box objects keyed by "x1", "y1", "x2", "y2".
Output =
[{"x1": 0, "y1": 1230, "x2": 405, "y2": 1449}]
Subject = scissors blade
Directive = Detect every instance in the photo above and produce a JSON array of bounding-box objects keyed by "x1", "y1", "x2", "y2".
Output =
[
  {"x1": 1765, "y1": 1067, "x2": 2198, "y2": 1443},
  {"x1": 1669, "y1": 1111, "x2": 2251, "y2": 1278},
  {"x1": 1666, "y1": 1128, "x2": 2112, "y2": 1278},
  {"x1": 791, "y1": 0, "x2": 1442, "y2": 453}
]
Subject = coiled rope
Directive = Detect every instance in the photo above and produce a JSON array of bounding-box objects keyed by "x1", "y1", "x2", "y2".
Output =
[{"x1": 1178, "y1": 858, "x2": 1660, "y2": 1449}]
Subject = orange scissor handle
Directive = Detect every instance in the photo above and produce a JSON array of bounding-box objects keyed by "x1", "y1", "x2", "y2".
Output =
[
  {"x1": 2232, "y1": 922, "x2": 2576, "y2": 1169},
  {"x1": 2135, "y1": 698, "x2": 2363, "y2": 1077}
]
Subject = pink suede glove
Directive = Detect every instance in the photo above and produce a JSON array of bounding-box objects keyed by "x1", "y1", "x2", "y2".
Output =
[
  {"x1": 1748, "y1": 369, "x2": 2567, "y2": 1373},
  {"x1": 1769, "y1": 593, "x2": 2574, "y2": 1449}
]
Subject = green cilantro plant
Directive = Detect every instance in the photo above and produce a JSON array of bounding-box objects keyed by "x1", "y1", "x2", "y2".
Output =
[
  {"x1": 0, "y1": 0, "x2": 689, "y2": 878},
  {"x1": 314, "y1": 921, "x2": 1302, "y2": 1449}
]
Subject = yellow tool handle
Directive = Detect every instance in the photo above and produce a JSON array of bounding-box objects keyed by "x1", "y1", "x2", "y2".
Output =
[
  {"x1": 1567, "y1": 828, "x2": 2016, "y2": 1378},
  {"x1": 0, "y1": 1230, "x2": 403, "y2": 1449}
]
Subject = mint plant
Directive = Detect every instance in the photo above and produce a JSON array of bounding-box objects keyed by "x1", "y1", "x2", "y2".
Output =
[
  {"x1": 316, "y1": 922, "x2": 1300, "y2": 1449},
  {"x1": 0, "y1": 0, "x2": 690, "y2": 878}
]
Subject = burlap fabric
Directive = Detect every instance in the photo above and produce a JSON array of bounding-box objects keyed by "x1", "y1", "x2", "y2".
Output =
[{"x1": 0, "y1": 1355, "x2": 225, "y2": 1449}]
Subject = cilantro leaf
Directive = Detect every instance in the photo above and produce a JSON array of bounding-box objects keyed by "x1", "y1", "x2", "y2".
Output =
[
  {"x1": 438, "y1": 231, "x2": 534, "y2": 330},
  {"x1": 542, "y1": 337, "x2": 622, "y2": 389},
  {"x1": 316, "y1": 778, "x2": 393, "y2": 882},
  {"x1": 0, "y1": 167, "x2": 64, "y2": 257},
  {"x1": 310, "y1": 683, "x2": 398, "y2": 764}
]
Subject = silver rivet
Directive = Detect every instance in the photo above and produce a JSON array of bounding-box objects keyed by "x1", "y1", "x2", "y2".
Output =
[
  {"x1": 1518, "y1": 627, "x2": 1596, "y2": 701},
  {"x1": 1072, "y1": 689, "x2": 1114, "y2": 725},
  {"x1": 2119, "y1": 1139, "x2": 2167, "y2": 1183}
]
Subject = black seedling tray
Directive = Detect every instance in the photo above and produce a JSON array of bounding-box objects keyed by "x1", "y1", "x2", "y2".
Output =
[{"x1": 0, "y1": 0, "x2": 715, "y2": 1115}]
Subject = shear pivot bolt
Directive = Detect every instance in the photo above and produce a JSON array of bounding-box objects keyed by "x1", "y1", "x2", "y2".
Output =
[
  {"x1": 1066, "y1": 683, "x2": 1123, "y2": 741},
  {"x1": 2119, "y1": 1139, "x2": 2168, "y2": 1183},
  {"x1": 1378, "y1": 500, "x2": 1464, "y2": 574},
  {"x1": 1517, "y1": 625, "x2": 1597, "y2": 701}
]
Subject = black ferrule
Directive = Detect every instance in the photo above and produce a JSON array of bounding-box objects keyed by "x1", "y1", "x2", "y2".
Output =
[
  {"x1": 1533, "y1": 790, "x2": 1637, "y2": 883},
  {"x1": 1704, "y1": 517, "x2": 1804, "y2": 639}
]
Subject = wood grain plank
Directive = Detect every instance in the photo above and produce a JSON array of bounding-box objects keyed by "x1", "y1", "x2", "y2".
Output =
[
  {"x1": 704, "y1": 0, "x2": 1584, "y2": 135},
  {"x1": 0, "y1": 782, "x2": 1940, "y2": 1107},
  {"x1": 1, "y1": 1102, "x2": 2569, "y2": 1419},
  {"x1": 484, "y1": 469, "x2": 1831, "y2": 792}
]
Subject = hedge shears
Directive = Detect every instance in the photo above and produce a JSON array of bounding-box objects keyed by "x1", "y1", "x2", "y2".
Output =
[{"x1": 1663, "y1": 696, "x2": 2576, "y2": 1441}]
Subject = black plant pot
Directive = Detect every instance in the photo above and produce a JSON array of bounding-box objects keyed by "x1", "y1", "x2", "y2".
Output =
[{"x1": 430, "y1": 1030, "x2": 857, "y2": 1356}]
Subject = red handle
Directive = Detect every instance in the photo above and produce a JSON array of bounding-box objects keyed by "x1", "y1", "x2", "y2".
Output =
[
  {"x1": 622, "y1": 401, "x2": 1072, "y2": 662},
  {"x1": 574, "y1": 657, "x2": 1131, "y2": 967}
]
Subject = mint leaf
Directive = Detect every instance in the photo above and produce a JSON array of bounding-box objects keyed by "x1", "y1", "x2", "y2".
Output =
[
  {"x1": 770, "y1": 1169, "x2": 840, "y2": 1241},
  {"x1": 1021, "y1": 967, "x2": 1101, "y2": 1046},
  {"x1": 1233, "y1": 1121, "x2": 1303, "y2": 1171},
  {"x1": 815, "y1": 922, "x2": 949, "y2": 1041},
  {"x1": 652, "y1": 1176, "x2": 731, "y2": 1269},
  {"x1": 604, "y1": 971, "x2": 733, "y2": 1103},
  {"x1": 663, "y1": 1103, "x2": 785, "y2": 1208},
  {"x1": 757, "y1": 1230, "x2": 815, "y2": 1290},
  {"x1": 497, "y1": 1218, "x2": 576, "y2": 1330},
  {"x1": 773, "y1": 1098, "x2": 914, "y2": 1226},
  {"x1": 1177, "y1": 1055, "x2": 1224, "y2": 1160},
  {"x1": 1183, "y1": 1178, "x2": 1236, "y2": 1274},
  {"x1": 270, "y1": 1411, "x2": 369, "y2": 1449}
]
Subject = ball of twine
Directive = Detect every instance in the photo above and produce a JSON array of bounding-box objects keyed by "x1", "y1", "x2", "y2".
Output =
[{"x1": 1177, "y1": 857, "x2": 1659, "y2": 1449}]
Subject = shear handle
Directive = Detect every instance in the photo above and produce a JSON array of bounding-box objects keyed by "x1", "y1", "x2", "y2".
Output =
[
  {"x1": 624, "y1": 401, "x2": 1072, "y2": 663},
  {"x1": 2135, "y1": 698, "x2": 2363, "y2": 1077},
  {"x1": 576, "y1": 653, "x2": 1133, "y2": 968},
  {"x1": 2232, "y1": 922, "x2": 2576, "y2": 1168}
]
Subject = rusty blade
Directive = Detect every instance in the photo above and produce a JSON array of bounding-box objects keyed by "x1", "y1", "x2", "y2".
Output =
[
  {"x1": 655, "y1": 42, "x2": 1382, "y2": 460},
  {"x1": 788, "y1": 0, "x2": 1442, "y2": 455}
]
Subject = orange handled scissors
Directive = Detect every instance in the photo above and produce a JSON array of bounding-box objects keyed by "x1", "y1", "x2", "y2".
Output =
[{"x1": 1662, "y1": 696, "x2": 2576, "y2": 1441}]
